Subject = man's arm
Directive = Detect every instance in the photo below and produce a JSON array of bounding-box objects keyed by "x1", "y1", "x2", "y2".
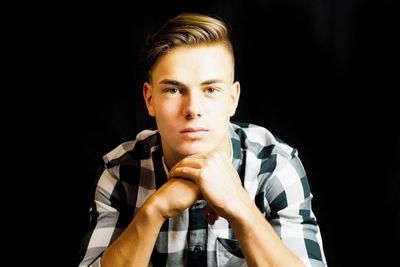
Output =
[
  {"x1": 226, "y1": 195, "x2": 304, "y2": 267},
  {"x1": 77, "y1": 167, "x2": 200, "y2": 267},
  {"x1": 100, "y1": 197, "x2": 164, "y2": 267},
  {"x1": 101, "y1": 178, "x2": 200, "y2": 267}
]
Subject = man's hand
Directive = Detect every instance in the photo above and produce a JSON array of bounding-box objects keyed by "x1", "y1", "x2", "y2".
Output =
[
  {"x1": 147, "y1": 178, "x2": 201, "y2": 220},
  {"x1": 169, "y1": 152, "x2": 252, "y2": 222},
  {"x1": 169, "y1": 153, "x2": 305, "y2": 267}
]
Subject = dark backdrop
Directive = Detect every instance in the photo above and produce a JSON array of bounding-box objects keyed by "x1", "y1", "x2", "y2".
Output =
[{"x1": 39, "y1": 1, "x2": 399, "y2": 266}]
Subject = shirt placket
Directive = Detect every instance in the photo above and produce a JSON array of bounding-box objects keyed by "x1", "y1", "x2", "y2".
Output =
[{"x1": 187, "y1": 200, "x2": 208, "y2": 267}]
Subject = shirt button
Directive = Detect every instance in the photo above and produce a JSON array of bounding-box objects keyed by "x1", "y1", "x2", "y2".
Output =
[{"x1": 194, "y1": 245, "x2": 202, "y2": 252}]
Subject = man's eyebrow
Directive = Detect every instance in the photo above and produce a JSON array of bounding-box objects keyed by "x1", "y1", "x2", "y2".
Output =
[
  {"x1": 159, "y1": 79, "x2": 185, "y2": 86},
  {"x1": 158, "y1": 79, "x2": 225, "y2": 86},
  {"x1": 201, "y1": 79, "x2": 225, "y2": 85}
]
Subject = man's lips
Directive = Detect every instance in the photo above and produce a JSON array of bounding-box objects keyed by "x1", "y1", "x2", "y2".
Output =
[
  {"x1": 180, "y1": 127, "x2": 209, "y2": 133},
  {"x1": 180, "y1": 127, "x2": 209, "y2": 138}
]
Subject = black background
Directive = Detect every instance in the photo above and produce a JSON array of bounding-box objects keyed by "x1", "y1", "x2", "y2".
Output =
[{"x1": 28, "y1": 1, "x2": 399, "y2": 266}]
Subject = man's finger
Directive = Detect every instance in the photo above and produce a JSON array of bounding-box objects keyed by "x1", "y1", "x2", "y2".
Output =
[{"x1": 170, "y1": 166, "x2": 201, "y2": 183}]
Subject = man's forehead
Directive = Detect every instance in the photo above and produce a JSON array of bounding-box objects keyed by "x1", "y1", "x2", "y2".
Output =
[{"x1": 151, "y1": 45, "x2": 234, "y2": 84}]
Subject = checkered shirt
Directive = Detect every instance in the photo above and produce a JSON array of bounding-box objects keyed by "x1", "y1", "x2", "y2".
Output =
[{"x1": 77, "y1": 122, "x2": 327, "y2": 266}]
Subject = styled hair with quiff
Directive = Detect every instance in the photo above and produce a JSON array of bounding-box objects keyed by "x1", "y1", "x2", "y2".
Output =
[{"x1": 140, "y1": 12, "x2": 234, "y2": 81}]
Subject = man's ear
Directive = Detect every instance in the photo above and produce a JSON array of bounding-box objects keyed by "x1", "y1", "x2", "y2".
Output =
[
  {"x1": 143, "y1": 82, "x2": 155, "y2": 117},
  {"x1": 229, "y1": 81, "x2": 241, "y2": 117}
]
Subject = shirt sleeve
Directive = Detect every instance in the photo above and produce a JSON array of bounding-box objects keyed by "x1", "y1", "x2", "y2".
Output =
[
  {"x1": 261, "y1": 154, "x2": 327, "y2": 267},
  {"x1": 76, "y1": 167, "x2": 122, "y2": 267}
]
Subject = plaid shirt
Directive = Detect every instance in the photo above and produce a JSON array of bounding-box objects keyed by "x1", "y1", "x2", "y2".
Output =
[{"x1": 77, "y1": 122, "x2": 327, "y2": 267}]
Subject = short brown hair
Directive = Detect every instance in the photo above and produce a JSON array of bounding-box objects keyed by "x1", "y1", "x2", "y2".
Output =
[{"x1": 140, "y1": 12, "x2": 234, "y2": 81}]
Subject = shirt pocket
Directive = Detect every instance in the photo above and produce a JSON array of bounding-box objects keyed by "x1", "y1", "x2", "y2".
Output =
[{"x1": 216, "y1": 237, "x2": 247, "y2": 267}]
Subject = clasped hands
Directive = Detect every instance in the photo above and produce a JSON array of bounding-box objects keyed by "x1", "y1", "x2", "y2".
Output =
[{"x1": 150, "y1": 152, "x2": 250, "y2": 225}]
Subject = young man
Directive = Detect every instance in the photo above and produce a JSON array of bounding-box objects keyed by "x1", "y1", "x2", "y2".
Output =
[{"x1": 78, "y1": 13, "x2": 327, "y2": 267}]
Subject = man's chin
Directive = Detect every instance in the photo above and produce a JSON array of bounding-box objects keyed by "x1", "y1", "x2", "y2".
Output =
[{"x1": 179, "y1": 145, "x2": 211, "y2": 156}]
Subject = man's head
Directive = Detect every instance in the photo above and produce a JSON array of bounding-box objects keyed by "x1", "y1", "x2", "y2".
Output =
[{"x1": 142, "y1": 13, "x2": 240, "y2": 168}]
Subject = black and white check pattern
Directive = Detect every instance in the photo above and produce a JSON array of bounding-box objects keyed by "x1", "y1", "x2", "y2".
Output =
[{"x1": 77, "y1": 122, "x2": 327, "y2": 266}]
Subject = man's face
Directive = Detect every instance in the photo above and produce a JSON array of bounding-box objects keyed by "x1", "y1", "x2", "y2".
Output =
[{"x1": 143, "y1": 44, "x2": 240, "y2": 163}]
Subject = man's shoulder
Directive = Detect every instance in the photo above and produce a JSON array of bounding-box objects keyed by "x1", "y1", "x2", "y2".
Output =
[
  {"x1": 102, "y1": 129, "x2": 159, "y2": 167},
  {"x1": 229, "y1": 121, "x2": 296, "y2": 159}
]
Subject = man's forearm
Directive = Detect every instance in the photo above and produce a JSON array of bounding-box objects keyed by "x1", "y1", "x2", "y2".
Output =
[
  {"x1": 101, "y1": 202, "x2": 165, "y2": 267},
  {"x1": 229, "y1": 199, "x2": 304, "y2": 267}
]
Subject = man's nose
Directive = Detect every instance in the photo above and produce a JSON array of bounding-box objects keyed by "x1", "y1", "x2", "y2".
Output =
[{"x1": 183, "y1": 90, "x2": 204, "y2": 120}]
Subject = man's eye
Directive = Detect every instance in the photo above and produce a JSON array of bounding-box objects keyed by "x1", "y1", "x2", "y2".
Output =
[
  {"x1": 205, "y1": 87, "x2": 217, "y2": 94},
  {"x1": 165, "y1": 88, "x2": 179, "y2": 94}
]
